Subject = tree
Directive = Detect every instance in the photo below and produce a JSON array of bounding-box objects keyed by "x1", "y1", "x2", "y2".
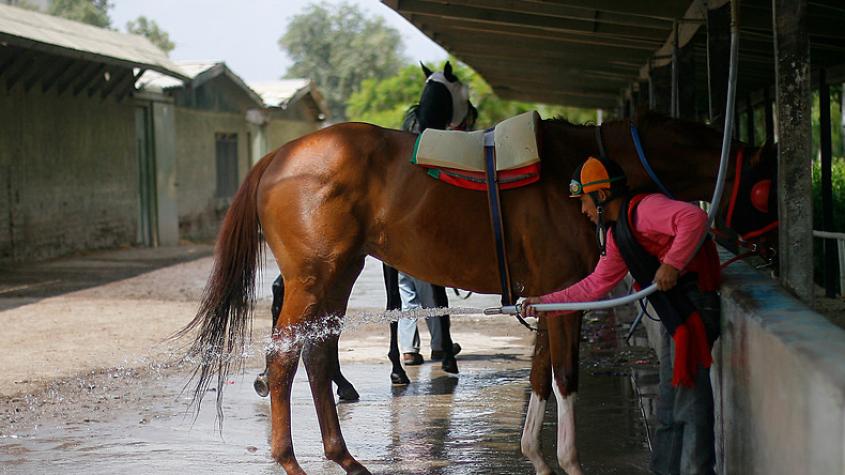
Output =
[
  {"x1": 346, "y1": 64, "x2": 426, "y2": 128},
  {"x1": 48, "y1": 0, "x2": 111, "y2": 28},
  {"x1": 279, "y1": 2, "x2": 406, "y2": 121},
  {"x1": 346, "y1": 59, "x2": 597, "y2": 129},
  {"x1": 126, "y1": 16, "x2": 175, "y2": 54}
]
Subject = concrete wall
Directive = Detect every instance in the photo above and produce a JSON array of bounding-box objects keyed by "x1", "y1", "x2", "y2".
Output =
[
  {"x1": 713, "y1": 258, "x2": 845, "y2": 474},
  {"x1": 264, "y1": 117, "x2": 319, "y2": 153},
  {"x1": 0, "y1": 84, "x2": 138, "y2": 262},
  {"x1": 639, "y1": 251, "x2": 845, "y2": 474},
  {"x1": 173, "y1": 107, "x2": 251, "y2": 241},
  {"x1": 151, "y1": 101, "x2": 179, "y2": 246}
]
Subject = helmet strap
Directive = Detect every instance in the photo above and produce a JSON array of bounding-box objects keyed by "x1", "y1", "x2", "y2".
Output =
[
  {"x1": 589, "y1": 191, "x2": 610, "y2": 256},
  {"x1": 596, "y1": 204, "x2": 608, "y2": 256}
]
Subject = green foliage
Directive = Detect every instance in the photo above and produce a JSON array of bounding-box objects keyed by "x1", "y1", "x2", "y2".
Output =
[
  {"x1": 48, "y1": 0, "x2": 111, "y2": 28},
  {"x1": 346, "y1": 59, "x2": 597, "y2": 129},
  {"x1": 812, "y1": 86, "x2": 844, "y2": 158},
  {"x1": 812, "y1": 157, "x2": 845, "y2": 288},
  {"x1": 279, "y1": 2, "x2": 406, "y2": 122},
  {"x1": 126, "y1": 16, "x2": 174, "y2": 54},
  {"x1": 346, "y1": 64, "x2": 423, "y2": 128}
]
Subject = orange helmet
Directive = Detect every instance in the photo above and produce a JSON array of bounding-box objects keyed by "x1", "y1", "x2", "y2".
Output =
[{"x1": 569, "y1": 157, "x2": 626, "y2": 197}]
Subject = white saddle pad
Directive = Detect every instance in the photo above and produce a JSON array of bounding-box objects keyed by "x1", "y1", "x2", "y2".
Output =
[{"x1": 414, "y1": 111, "x2": 541, "y2": 172}]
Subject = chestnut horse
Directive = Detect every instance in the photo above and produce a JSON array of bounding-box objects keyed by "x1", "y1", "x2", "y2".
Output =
[{"x1": 181, "y1": 112, "x2": 774, "y2": 474}]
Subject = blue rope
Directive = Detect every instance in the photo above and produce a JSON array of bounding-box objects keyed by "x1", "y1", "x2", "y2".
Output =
[{"x1": 630, "y1": 125, "x2": 675, "y2": 199}]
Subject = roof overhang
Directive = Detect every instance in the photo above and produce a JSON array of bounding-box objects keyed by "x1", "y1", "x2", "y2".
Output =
[
  {"x1": 384, "y1": 0, "x2": 845, "y2": 109},
  {"x1": 0, "y1": 3, "x2": 187, "y2": 81}
]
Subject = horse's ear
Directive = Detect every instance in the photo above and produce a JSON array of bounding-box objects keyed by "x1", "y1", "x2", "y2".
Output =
[
  {"x1": 443, "y1": 61, "x2": 457, "y2": 82},
  {"x1": 420, "y1": 61, "x2": 433, "y2": 78}
]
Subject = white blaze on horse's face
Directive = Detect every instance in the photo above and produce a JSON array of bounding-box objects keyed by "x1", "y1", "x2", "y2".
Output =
[{"x1": 426, "y1": 71, "x2": 469, "y2": 129}]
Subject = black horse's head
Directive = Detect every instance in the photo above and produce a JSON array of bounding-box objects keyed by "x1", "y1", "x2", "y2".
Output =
[{"x1": 403, "y1": 61, "x2": 476, "y2": 133}]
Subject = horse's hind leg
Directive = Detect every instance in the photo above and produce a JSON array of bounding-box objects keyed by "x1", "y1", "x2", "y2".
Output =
[
  {"x1": 548, "y1": 313, "x2": 585, "y2": 475},
  {"x1": 301, "y1": 257, "x2": 371, "y2": 474},
  {"x1": 303, "y1": 335, "x2": 370, "y2": 474},
  {"x1": 268, "y1": 298, "x2": 305, "y2": 475},
  {"x1": 522, "y1": 316, "x2": 554, "y2": 475},
  {"x1": 256, "y1": 276, "x2": 359, "y2": 400}
]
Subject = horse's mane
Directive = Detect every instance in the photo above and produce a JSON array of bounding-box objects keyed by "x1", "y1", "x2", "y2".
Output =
[
  {"x1": 402, "y1": 104, "x2": 420, "y2": 132},
  {"x1": 547, "y1": 116, "x2": 596, "y2": 128}
]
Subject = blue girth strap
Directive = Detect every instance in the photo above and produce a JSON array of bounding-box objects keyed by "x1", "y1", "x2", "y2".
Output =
[
  {"x1": 630, "y1": 124, "x2": 675, "y2": 199},
  {"x1": 483, "y1": 130, "x2": 532, "y2": 331}
]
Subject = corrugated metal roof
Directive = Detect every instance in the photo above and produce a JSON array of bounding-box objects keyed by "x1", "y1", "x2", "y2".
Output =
[
  {"x1": 248, "y1": 79, "x2": 311, "y2": 107},
  {"x1": 136, "y1": 61, "x2": 221, "y2": 90},
  {"x1": 0, "y1": 3, "x2": 187, "y2": 80},
  {"x1": 137, "y1": 60, "x2": 265, "y2": 108},
  {"x1": 249, "y1": 80, "x2": 330, "y2": 119}
]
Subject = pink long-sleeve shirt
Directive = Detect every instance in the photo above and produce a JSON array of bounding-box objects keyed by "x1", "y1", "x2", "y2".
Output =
[{"x1": 540, "y1": 193, "x2": 709, "y2": 306}]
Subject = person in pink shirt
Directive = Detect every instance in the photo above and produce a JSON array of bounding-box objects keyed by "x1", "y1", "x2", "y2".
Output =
[{"x1": 524, "y1": 157, "x2": 720, "y2": 475}]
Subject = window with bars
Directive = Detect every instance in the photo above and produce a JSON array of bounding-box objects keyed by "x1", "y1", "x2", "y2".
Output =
[{"x1": 215, "y1": 133, "x2": 239, "y2": 198}]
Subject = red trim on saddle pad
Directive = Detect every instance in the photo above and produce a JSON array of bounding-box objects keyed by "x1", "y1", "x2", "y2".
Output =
[{"x1": 425, "y1": 163, "x2": 541, "y2": 191}]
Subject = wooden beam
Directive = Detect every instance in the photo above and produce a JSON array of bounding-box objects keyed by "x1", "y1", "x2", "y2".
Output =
[
  {"x1": 0, "y1": 48, "x2": 23, "y2": 78},
  {"x1": 5, "y1": 54, "x2": 34, "y2": 91},
  {"x1": 420, "y1": 16, "x2": 664, "y2": 49},
  {"x1": 774, "y1": 0, "x2": 813, "y2": 301},
  {"x1": 391, "y1": 0, "x2": 671, "y2": 42},
  {"x1": 54, "y1": 61, "x2": 89, "y2": 95},
  {"x1": 39, "y1": 58, "x2": 75, "y2": 93},
  {"x1": 72, "y1": 63, "x2": 105, "y2": 96},
  {"x1": 414, "y1": 0, "x2": 674, "y2": 30},
  {"x1": 100, "y1": 68, "x2": 133, "y2": 100},
  {"x1": 22, "y1": 54, "x2": 53, "y2": 92},
  {"x1": 115, "y1": 68, "x2": 144, "y2": 102}
]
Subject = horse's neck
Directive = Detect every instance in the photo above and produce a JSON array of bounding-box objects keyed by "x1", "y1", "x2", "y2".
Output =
[{"x1": 600, "y1": 120, "x2": 723, "y2": 202}]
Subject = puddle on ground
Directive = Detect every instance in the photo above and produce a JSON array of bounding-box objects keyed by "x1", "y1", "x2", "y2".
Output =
[{"x1": 0, "y1": 347, "x2": 657, "y2": 475}]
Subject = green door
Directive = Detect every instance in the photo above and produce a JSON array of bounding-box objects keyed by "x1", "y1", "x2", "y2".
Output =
[{"x1": 135, "y1": 105, "x2": 158, "y2": 247}]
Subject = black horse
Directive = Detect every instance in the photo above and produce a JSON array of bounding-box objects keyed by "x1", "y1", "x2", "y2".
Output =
[
  {"x1": 253, "y1": 61, "x2": 476, "y2": 397},
  {"x1": 386, "y1": 61, "x2": 476, "y2": 385}
]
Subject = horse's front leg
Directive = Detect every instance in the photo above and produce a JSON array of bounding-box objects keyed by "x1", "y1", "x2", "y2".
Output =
[
  {"x1": 522, "y1": 315, "x2": 554, "y2": 475},
  {"x1": 303, "y1": 335, "x2": 371, "y2": 475},
  {"x1": 548, "y1": 312, "x2": 584, "y2": 475}
]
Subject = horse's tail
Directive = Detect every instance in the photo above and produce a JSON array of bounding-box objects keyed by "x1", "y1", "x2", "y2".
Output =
[{"x1": 175, "y1": 151, "x2": 276, "y2": 421}]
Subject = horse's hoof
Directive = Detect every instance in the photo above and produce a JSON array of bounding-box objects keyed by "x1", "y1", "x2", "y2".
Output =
[
  {"x1": 253, "y1": 373, "x2": 270, "y2": 398},
  {"x1": 441, "y1": 357, "x2": 459, "y2": 374},
  {"x1": 391, "y1": 371, "x2": 411, "y2": 385},
  {"x1": 336, "y1": 385, "x2": 360, "y2": 401}
]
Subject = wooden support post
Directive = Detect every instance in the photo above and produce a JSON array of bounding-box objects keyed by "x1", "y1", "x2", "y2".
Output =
[
  {"x1": 678, "y1": 41, "x2": 696, "y2": 120},
  {"x1": 764, "y1": 86, "x2": 775, "y2": 142},
  {"x1": 671, "y1": 21, "x2": 679, "y2": 118},
  {"x1": 650, "y1": 63, "x2": 672, "y2": 115},
  {"x1": 774, "y1": 0, "x2": 814, "y2": 302},
  {"x1": 707, "y1": 3, "x2": 731, "y2": 129},
  {"x1": 819, "y1": 69, "x2": 837, "y2": 297},
  {"x1": 746, "y1": 95, "x2": 756, "y2": 145}
]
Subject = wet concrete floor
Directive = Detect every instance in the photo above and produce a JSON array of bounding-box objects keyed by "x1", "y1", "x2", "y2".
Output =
[{"x1": 0, "y1": 252, "x2": 657, "y2": 474}]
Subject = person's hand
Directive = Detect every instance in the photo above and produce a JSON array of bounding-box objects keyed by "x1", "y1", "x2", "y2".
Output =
[
  {"x1": 653, "y1": 263, "x2": 680, "y2": 291},
  {"x1": 520, "y1": 297, "x2": 542, "y2": 318}
]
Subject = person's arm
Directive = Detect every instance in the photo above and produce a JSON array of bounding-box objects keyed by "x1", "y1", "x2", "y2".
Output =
[
  {"x1": 524, "y1": 231, "x2": 628, "y2": 316},
  {"x1": 637, "y1": 195, "x2": 709, "y2": 270}
]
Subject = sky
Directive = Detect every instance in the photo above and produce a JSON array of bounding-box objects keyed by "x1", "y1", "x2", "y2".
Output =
[{"x1": 111, "y1": 0, "x2": 448, "y2": 82}]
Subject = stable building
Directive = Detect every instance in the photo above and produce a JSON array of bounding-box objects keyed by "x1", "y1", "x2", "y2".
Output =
[
  {"x1": 138, "y1": 64, "x2": 328, "y2": 241},
  {"x1": 0, "y1": 3, "x2": 187, "y2": 261}
]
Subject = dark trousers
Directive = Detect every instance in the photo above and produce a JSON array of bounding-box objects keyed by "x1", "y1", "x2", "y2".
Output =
[{"x1": 650, "y1": 285, "x2": 720, "y2": 475}]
